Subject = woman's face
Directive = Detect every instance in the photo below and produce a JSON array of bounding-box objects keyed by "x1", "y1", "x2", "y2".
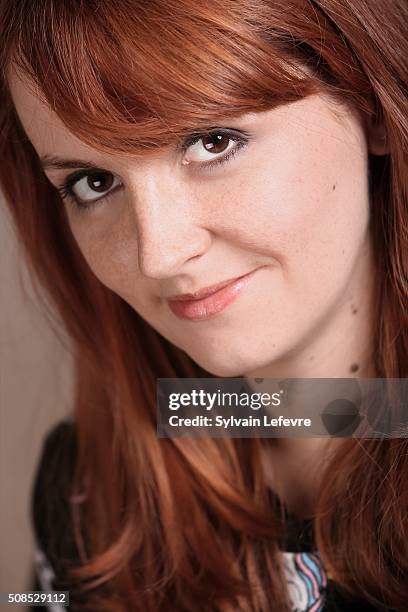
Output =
[{"x1": 10, "y1": 72, "x2": 376, "y2": 377}]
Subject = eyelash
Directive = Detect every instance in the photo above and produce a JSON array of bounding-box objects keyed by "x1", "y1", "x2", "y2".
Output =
[{"x1": 56, "y1": 129, "x2": 250, "y2": 214}]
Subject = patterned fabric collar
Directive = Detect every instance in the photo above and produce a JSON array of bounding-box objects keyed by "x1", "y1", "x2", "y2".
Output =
[
  {"x1": 270, "y1": 491, "x2": 329, "y2": 611},
  {"x1": 282, "y1": 550, "x2": 327, "y2": 612}
]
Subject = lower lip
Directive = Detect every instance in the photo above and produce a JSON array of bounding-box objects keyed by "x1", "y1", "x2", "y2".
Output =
[{"x1": 167, "y1": 269, "x2": 258, "y2": 321}]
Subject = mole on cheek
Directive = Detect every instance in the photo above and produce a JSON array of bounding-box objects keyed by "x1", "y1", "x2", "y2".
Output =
[
  {"x1": 350, "y1": 363, "x2": 359, "y2": 373},
  {"x1": 332, "y1": 183, "x2": 336, "y2": 191},
  {"x1": 351, "y1": 304, "x2": 358, "y2": 315}
]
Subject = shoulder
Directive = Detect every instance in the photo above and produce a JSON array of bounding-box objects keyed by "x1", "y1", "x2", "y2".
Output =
[{"x1": 31, "y1": 417, "x2": 80, "y2": 589}]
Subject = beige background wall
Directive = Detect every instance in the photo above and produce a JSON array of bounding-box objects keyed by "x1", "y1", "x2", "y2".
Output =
[{"x1": 0, "y1": 193, "x2": 73, "y2": 610}]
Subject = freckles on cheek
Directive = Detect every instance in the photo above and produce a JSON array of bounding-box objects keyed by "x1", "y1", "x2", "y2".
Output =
[{"x1": 71, "y1": 224, "x2": 137, "y2": 295}]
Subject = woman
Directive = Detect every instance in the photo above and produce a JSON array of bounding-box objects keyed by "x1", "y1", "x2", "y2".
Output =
[{"x1": 0, "y1": 1, "x2": 406, "y2": 610}]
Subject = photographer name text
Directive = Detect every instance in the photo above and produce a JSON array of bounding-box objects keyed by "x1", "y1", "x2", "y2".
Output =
[{"x1": 168, "y1": 415, "x2": 311, "y2": 428}]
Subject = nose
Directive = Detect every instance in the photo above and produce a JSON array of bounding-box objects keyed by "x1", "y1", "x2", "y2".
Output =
[{"x1": 128, "y1": 167, "x2": 211, "y2": 279}]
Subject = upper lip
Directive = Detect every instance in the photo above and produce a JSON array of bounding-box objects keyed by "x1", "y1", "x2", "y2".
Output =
[{"x1": 166, "y1": 270, "x2": 256, "y2": 302}]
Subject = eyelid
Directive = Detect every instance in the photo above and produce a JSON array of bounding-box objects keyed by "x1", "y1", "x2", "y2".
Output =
[
  {"x1": 179, "y1": 127, "x2": 251, "y2": 151},
  {"x1": 64, "y1": 167, "x2": 112, "y2": 189}
]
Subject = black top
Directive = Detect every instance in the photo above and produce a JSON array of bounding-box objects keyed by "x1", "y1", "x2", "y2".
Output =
[{"x1": 30, "y1": 419, "x2": 396, "y2": 611}]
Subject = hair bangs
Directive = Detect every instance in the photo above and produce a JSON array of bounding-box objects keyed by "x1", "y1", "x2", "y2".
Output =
[{"x1": 8, "y1": 0, "x2": 320, "y2": 156}]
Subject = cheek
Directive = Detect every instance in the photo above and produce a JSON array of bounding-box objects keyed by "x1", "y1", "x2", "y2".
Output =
[
  {"x1": 223, "y1": 129, "x2": 370, "y2": 291},
  {"x1": 69, "y1": 218, "x2": 146, "y2": 304}
]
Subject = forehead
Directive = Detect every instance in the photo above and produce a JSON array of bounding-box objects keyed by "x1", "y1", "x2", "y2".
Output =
[{"x1": 8, "y1": 68, "x2": 119, "y2": 166}]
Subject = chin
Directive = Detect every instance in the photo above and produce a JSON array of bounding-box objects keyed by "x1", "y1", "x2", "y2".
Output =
[{"x1": 186, "y1": 346, "x2": 275, "y2": 379}]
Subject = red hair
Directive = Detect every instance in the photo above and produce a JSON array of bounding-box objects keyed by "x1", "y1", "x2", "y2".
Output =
[{"x1": 0, "y1": 1, "x2": 407, "y2": 610}]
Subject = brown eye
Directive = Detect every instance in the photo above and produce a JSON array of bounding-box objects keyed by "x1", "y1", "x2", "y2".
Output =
[
  {"x1": 201, "y1": 133, "x2": 230, "y2": 154},
  {"x1": 183, "y1": 132, "x2": 238, "y2": 165},
  {"x1": 87, "y1": 172, "x2": 114, "y2": 193},
  {"x1": 66, "y1": 171, "x2": 122, "y2": 205}
]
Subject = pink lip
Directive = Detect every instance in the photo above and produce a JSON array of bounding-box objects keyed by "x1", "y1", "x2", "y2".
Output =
[{"x1": 167, "y1": 269, "x2": 259, "y2": 321}]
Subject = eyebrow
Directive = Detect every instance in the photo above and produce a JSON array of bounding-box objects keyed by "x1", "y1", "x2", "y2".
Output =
[{"x1": 41, "y1": 155, "x2": 103, "y2": 171}]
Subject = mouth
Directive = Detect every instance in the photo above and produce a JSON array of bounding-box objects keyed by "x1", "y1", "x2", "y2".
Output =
[{"x1": 166, "y1": 268, "x2": 261, "y2": 321}]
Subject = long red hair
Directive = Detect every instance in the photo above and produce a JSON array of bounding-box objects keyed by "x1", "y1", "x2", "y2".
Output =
[{"x1": 0, "y1": 1, "x2": 407, "y2": 610}]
